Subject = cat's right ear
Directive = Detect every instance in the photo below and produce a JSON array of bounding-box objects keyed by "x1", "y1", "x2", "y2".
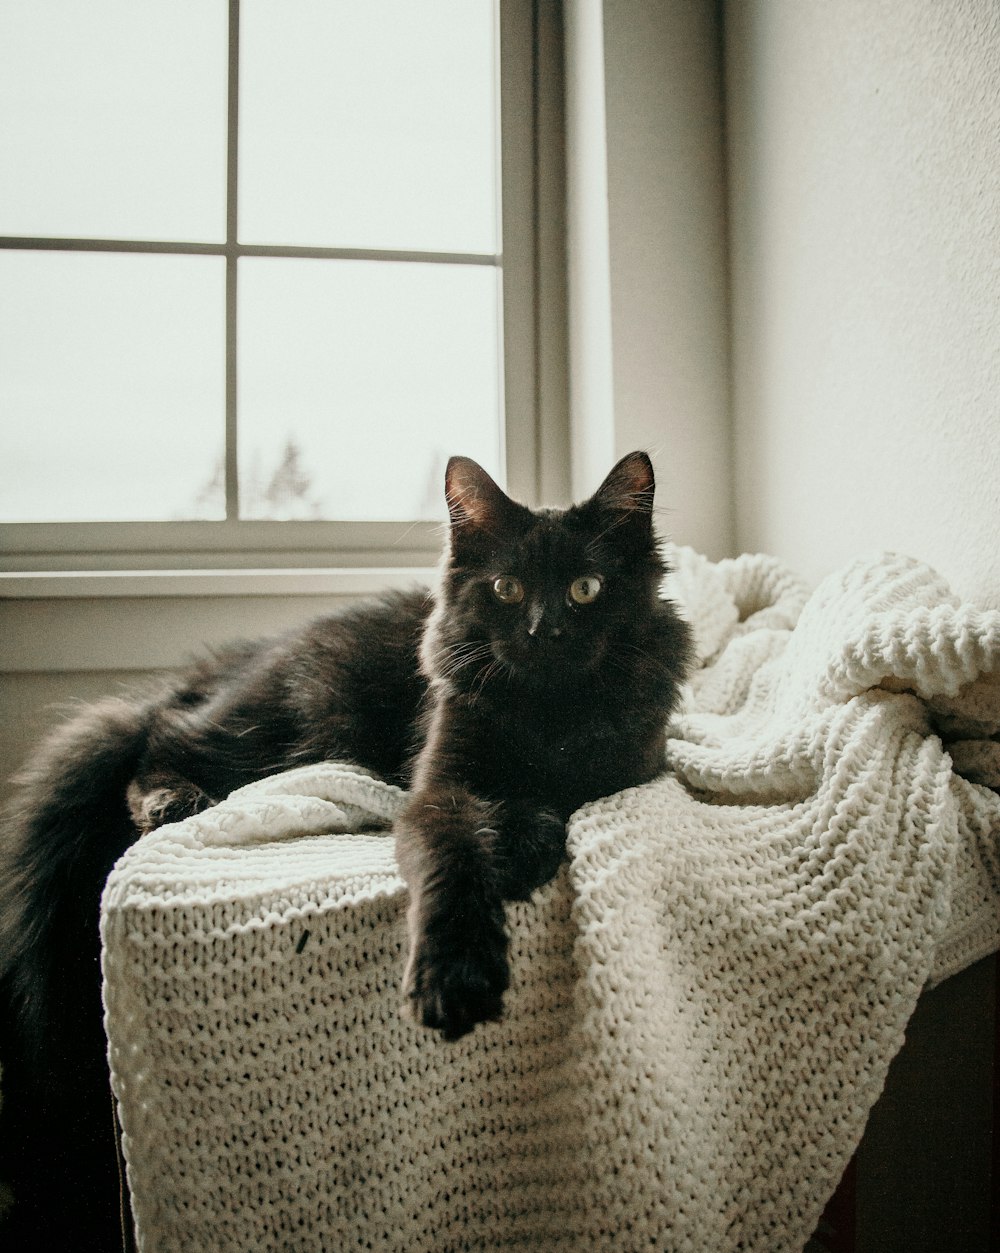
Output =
[
  {"x1": 445, "y1": 457, "x2": 524, "y2": 550},
  {"x1": 582, "y1": 450, "x2": 658, "y2": 553}
]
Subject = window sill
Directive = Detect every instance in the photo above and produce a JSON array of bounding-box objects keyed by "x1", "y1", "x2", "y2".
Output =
[
  {"x1": 0, "y1": 567, "x2": 439, "y2": 673},
  {"x1": 0, "y1": 566, "x2": 437, "y2": 600}
]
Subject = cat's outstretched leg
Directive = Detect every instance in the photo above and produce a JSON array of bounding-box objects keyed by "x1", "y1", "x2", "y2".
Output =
[{"x1": 395, "y1": 786, "x2": 509, "y2": 1040}]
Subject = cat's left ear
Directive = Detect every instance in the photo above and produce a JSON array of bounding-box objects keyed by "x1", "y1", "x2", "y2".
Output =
[
  {"x1": 445, "y1": 457, "x2": 526, "y2": 551},
  {"x1": 589, "y1": 451, "x2": 656, "y2": 536}
]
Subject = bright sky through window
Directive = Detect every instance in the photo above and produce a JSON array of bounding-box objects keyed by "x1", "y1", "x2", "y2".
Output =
[
  {"x1": 0, "y1": 0, "x2": 501, "y2": 524},
  {"x1": 239, "y1": 1, "x2": 498, "y2": 253}
]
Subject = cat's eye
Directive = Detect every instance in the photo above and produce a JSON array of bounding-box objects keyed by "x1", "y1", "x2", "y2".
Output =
[
  {"x1": 569, "y1": 575, "x2": 603, "y2": 605},
  {"x1": 493, "y1": 575, "x2": 525, "y2": 605}
]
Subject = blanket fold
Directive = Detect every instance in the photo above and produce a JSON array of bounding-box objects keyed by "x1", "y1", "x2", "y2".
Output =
[{"x1": 102, "y1": 549, "x2": 1000, "y2": 1253}]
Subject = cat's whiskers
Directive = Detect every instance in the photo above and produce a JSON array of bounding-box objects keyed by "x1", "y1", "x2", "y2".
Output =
[
  {"x1": 612, "y1": 641, "x2": 678, "y2": 681},
  {"x1": 438, "y1": 640, "x2": 495, "y2": 683},
  {"x1": 468, "y1": 656, "x2": 508, "y2": 705}
]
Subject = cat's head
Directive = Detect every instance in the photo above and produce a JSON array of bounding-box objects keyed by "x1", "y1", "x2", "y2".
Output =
[{"x1": 424, "y1": 451, "x2": 669, "y2": 693}]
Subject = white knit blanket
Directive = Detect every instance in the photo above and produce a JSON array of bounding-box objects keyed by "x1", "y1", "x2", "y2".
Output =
[{"x1": 101, "y1": 549, "x2": 1000, "y2": 1253}]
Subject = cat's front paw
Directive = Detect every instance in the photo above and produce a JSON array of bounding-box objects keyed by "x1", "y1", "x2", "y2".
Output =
[
  {"x1": 402, "y1": 916, "x2": 509, "y2": 1041},
  {"x1": 493, "y1": 805, "x2": 567, "y2": 900}
]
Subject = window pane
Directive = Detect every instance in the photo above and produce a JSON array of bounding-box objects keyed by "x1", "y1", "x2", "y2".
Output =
[
  {"x1": 238, "y1": 258, "x2": 502, "y2": 520},
  {"x1": 0, "y1": 1, "x2": 227, "y2": 242},
  {"x1": 0, "y1": 251, "x2": 226, "y2": 522},
  {"x1": 239, "y1": 0, "x2": 498, "y2": 254}
]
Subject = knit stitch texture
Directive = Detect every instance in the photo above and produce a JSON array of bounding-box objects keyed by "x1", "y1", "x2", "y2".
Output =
[{"x1": 101, "y1": 549, "x2": 1000, "y2": 1253}]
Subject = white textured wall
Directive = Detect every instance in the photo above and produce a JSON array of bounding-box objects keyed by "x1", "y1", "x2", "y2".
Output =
[
  {"x1": 602, "y1": 0, "x2": 733, "y2": 558},
  {"x1": 565, "y1": 0, "x2": 734, "y2": 557},
  {"x1": 726, "y1": 0, "x2": 1000, "y2": 606}
]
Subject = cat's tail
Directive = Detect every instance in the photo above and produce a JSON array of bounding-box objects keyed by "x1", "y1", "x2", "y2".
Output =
[
  {"x1": 0, "y1": 694, "x2": 153, "y2": 1066},
  {"x1": 0, "y1": 695, "x2": 155, "y2": 1250}
]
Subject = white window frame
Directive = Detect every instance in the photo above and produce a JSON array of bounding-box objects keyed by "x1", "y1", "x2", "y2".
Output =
[{"x1": 0, "y1": 0, "x2": 568, "y2": 581}]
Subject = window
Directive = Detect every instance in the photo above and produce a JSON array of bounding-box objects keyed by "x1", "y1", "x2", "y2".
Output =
[{"x1": 0, "y1": 0, "x2": 560, "y2": 573}]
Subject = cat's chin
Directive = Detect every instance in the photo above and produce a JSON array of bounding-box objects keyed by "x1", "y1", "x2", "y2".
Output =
[{"x1": 491, "y1": 638, "x2": 605, "y2": 688}]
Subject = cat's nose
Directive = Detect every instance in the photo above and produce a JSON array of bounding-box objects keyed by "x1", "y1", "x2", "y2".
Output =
[{"x1": 527, "y1": 606, "x2": 563, "y2": 640}]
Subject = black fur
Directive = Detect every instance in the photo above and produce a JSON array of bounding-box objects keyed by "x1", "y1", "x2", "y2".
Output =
[{"x1": 0, "y1": 451, "x2": 691, "y2": 1246}]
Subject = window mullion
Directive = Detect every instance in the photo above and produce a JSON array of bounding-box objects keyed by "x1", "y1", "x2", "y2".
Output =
[{"x1": 225, "y1": 0, "x2": 241, "y2": 522}]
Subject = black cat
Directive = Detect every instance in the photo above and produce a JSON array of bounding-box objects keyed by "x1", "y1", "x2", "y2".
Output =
[{"x1": 0, "y1": 450, "x2": 691, "y2": 1246}]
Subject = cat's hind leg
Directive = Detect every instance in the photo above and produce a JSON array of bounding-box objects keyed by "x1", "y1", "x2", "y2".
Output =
[{"x1": 126, "y1": 769, "x2": 215, "y2": 834}]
